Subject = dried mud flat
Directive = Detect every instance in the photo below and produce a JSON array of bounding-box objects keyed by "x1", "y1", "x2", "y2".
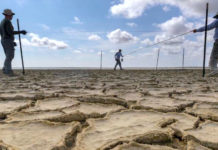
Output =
[{"x1": 0, "y1": 69, "x2": 218, "y2": 150}]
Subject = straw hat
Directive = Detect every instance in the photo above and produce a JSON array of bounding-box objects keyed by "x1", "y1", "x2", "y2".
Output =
[
  {"x1": 214, "y1": 12, "x2": 218, "y2": 18},
  {"x1": 2, "y1": 9, "x2": 15, "y2": 16}
]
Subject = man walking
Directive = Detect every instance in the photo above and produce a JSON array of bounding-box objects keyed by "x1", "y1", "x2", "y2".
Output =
[
  {"x1": 114, "y1": 49, "x2": 123, "y2": 70},
  {"x1": 0, "y1": 9, "x2": 26, "y2": 76},
  {"x1": 193, "y1": 12, "x2": 218, "y2": 76}
]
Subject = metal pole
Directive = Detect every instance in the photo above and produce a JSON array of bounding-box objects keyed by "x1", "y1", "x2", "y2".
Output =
[
  {"x1": 203, "y1": 3, "x2": 209, "y2": 77},
  {"x1": 17, "y1": 19, "x2": 25, "y2": 75},
  {"x1": 182, "y1": 48, "x2": 185, "y2": 69},
  {"x1": 156, "y1": 49, "x2": 160, "y2": 71},
  {"x1": 100, "y1": 50, "x2": 102, "y2": 70}
]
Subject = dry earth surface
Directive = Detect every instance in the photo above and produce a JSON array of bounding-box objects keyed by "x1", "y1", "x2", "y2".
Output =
[{"x1": 0, "y1": 69, "x2": 218, "y2": 150}]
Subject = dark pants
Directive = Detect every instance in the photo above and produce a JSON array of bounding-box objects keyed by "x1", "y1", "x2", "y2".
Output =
[
  {"x1": 209, "y1": 40, "x2": 218, "y2": 70},
  {"x1": 1, "y1": 39, "x2": 15, "y2": 73},
  {"x1": 114, "y1": 59, "x2": 122, "y2": 70}
]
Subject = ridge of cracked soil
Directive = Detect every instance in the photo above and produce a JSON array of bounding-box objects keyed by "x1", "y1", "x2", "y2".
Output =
[{"x1": 0, "y1": 69, "x2": 217, "y2": 150}]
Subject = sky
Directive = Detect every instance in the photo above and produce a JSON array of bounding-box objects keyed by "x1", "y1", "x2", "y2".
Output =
[{"x1": 0, "y1": 0, "x2": 218, "y2": 68}]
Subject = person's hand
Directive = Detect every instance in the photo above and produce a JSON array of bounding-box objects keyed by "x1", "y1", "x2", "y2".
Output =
[
  {"x1": 193, "y1": 29, "x2": 197, "y2": 33},
  {"x1": 21, "y1": 30, "x2": 27, "y2": 35}
]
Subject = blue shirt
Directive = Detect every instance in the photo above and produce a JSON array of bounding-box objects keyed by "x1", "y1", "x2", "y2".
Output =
[
  {"x1": 197, "y1": 19, "x2": 218, "y2": 40},
  {"x1": 115, "y1": 52, "x2": 123, "y2": 60}
]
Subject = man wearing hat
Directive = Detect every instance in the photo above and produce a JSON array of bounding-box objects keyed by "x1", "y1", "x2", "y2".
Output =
[
  {"x1": 193, "y1": 12, "x2": 218, "y2": 76},
  {"x1": 0, "y1": 9, "x2": 26, "y2": 75},
  {"x1": 114, "y1": 49, "x2": 124, "y2": 70}
]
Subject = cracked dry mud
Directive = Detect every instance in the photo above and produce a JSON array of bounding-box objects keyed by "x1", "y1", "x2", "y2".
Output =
[{"x1": 0, "y1": 69, "x2": 218, "y2": 150}]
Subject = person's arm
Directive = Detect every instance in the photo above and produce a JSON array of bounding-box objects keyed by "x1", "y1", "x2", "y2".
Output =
[
  {"x1": 5, "y1": 20, "x2": 27, "y2": 35},
  {"x1": 13, "y1": 30, "x2": 27, "y2": 35},
  {"x1": 13, "y1": 31, "x2": 20, "y2": 34},
  {"x1": 121, "y1": 53, "x2": 123, "y2": 57},
  {"x1": 195, "y1": 20, "x2": 218, "y2": 32}
]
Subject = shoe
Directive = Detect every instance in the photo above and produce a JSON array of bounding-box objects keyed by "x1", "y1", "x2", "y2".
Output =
[
  {"x1": 2, "y1": 68, "x2": 6, "y2": 74},
  {"x1": 208, "y1": 70, "x2": 218, "y2": 77},
  {"x1": 3, "y1": 70, "x2": 16, "y2": 77}
]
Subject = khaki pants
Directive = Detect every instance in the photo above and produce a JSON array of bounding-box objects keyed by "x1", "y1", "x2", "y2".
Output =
[
  {"x1": 1, "y1": 39, "x2": 15, "y2": 73},
  {"x1": 209, "y1": 40, "x2": 218, "y2": 70}
]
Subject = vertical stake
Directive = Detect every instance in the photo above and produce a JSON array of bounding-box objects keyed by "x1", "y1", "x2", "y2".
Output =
[
  {"x1": 156, "y1": 49, "x2": 160, "y2": 71},
  {"x1": 203, "y1": 3, "x2": 209, "y2": 77},
  {"x1": 100, "y1": 50, "x2": 102, "y2": 70},
  {"x1": 182, "y1": 48, "x2": 185, "y2": 69},
  {"x1": 17, "y1": 19, "x2": 25, "y2": 75}
]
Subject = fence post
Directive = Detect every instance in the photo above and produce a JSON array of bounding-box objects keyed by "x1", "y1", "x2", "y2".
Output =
[{"x1": 203, "y1": 3, "x2": 209, "y2": 77}]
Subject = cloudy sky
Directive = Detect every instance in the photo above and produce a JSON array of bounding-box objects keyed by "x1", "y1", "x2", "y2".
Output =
[{"x1": 0, "y1": 0, "x2": 217, "y2": 68}]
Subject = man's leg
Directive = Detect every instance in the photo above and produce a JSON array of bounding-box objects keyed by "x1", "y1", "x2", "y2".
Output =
[
  {"x1": 118, "y1": 60, "x2": 123, "y2": 70},
  {"x1": 209, "y1": 42, "x2": 218, "y2": 70},
  {"x1": 208, "y1": 41, "x2": 218, "y2": 76},
  {"x1": 114, "y1": 60, "x2": 118, "y2": 70},
  {"x1": 4, "y1": 50, "x2": 14, "y2": 74},
  {"x1": 2, "y1": 40, "x2": 15, "y2": 74},
  {"x1": 1, "y1": 41, "x2": 6, "y2": 73}
]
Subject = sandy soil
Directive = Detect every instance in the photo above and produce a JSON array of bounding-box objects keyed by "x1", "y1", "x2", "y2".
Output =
[{"x1": 0, "y1": 69, "x2": 217, "y2": 150}]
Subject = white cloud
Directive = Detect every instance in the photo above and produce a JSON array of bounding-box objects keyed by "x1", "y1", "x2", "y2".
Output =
[
  {"x1": 150, "y1": 32, "x2": 184, "y2": 55},
  {"x1": 170, "y1": 0, "x2": 218, "y2": 18},
  {"x1": 110, "y1": 0, "x2": 154, "y2": 19},
  {"x1": 151, "y1": 32, "x2": 209, "y2": 57},
  {"x1": 148, "y1": 15, "x2": 215, "y2": 57},
  {"x1": 140, "y1": 52, "x2": 155, "y2": 57},
  {"x1": 74, "y1": 17, "x2": 80, "y2": 22},
  {"x1": 72, "y1": 16, "x2": 83, "y2": 24},
  {"x1": 141, "y1": 38, "x2": 153, "y2": 45},
  {"x1": 19, "y1": 33, "x2": 68, "y2": 50},
  {"x1": 146, "y1": 16, "x2": 189, "y2": 55},
  {"x1": 144, "y1": 14, "x2": 217, "y2": 57},
  {"x1": 154, "y1": 33, "x2": 184, "y2": 45},
  {"x1": 89, "y1": 49, "x2": 95, "y2": 53},
  {"x1": 162, "y1": 6, "x2": 170, "y2": 12},
  {"x1": 126, "y1": 22, "x2": 137, "y2": 27},
  {"x1": 110, "y1": 49, "x2": 117, "y2": 53},
  {"x1": 38, "y1": 24, "x2": 50, "y2": 30},
  {"x1": 160, "y1": 45, "x2": 183, "y2": 55},
  {"x1": 88, "y1": 34, "x2": 102, "y2": 41},
  {"x1": 73, "y1": 50, "x2": 82, "y2": 54},
  {"x1": 110, "y1": 0, "x2": 218, "y2": 19},
  {"x1": 157, "y1": 16, "x2": 193, "y2": 35},
  {"x1": 107, "y1": 29, "x2": 138, "y2": 44},
  {"x1": 183, "y1": 40, "x2": 203, "y2": 57}
]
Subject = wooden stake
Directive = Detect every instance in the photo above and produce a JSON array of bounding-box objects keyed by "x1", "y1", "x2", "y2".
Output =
[
  {"x1": 203, "y1": 3, "x2": 209, "y2": 77},
  {"x1": 156, "y1": 49, "x2": 160, "y2": 71},
  {"x1": 17, "y1": 19, "x2": 25, "y2": 75},
  {"x1": 100, "y1": 50, "x2": 102, "y2": 70},
  {"x1": 182, "y1": 48, "x2": 185, "y2": 69}
]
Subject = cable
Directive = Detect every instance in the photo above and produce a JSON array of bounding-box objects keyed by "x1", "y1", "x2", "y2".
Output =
[{"x1": 124, "y1": 30, "x2": 193, "y2": 56}]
